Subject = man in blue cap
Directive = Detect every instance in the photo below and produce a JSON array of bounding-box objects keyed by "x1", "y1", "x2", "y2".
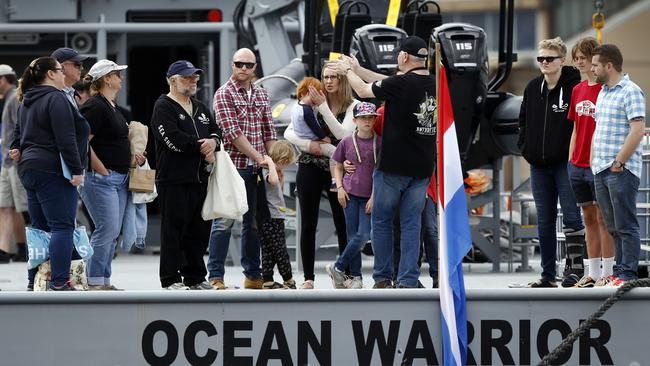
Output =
[
  {"x1": 151, "y1": 60, "x2": 223, "y2": 290},
  {"x1": 50, "y1": 47, "x2": 88, "y2": 109}
]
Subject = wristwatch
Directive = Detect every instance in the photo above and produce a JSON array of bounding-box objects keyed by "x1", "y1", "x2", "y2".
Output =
[{"x1": 614, "y1": 160, "x2": 625, "y2": 169}]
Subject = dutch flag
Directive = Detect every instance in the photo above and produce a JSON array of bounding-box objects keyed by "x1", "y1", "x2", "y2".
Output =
[{"x1": 437, "y1": 65, "x2": 472, "y2": 366}]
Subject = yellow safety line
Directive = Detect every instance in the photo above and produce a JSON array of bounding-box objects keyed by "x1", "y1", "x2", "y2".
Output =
[
  {"x1": 328, "y1": 0, "x2": 339, "y2": 26},
  {"x1": 386, "y1": 0, "x2": 402, "y2": 26}
]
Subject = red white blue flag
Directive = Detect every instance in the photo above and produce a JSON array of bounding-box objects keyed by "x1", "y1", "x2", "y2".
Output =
[{"x1": 437, "y1": 65, "x2": 472, "y2": 366}]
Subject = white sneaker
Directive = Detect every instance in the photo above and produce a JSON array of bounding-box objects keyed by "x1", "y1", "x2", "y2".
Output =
[
  {"x1": 299, "y1": 280, "x2": 314, "y2": 289},
  {"x1": 325, "y1": 263, "x2": 347, "y2": 288},
  {"x1": 189, "y1": 281, "x2": 213, "y2": 290},
  {"x1": 345, "y1": 276, "x2": 363, "y2": 289},
  {"x1": 165, "y1": 282, "x2": 189, "y2": 290}
]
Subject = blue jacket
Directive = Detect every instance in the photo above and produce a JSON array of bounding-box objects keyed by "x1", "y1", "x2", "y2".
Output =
[{"x1": 12, "y1": 85, "x2": 90, "y2": 176}]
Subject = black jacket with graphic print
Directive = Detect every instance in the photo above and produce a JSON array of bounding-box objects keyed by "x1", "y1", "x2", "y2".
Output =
[
  {"x1": 517, "y1": 66, "x2": 580, "y2": 166},
  {"x1": 151, "y1": 95, "x2": 222, "y2": 185}
]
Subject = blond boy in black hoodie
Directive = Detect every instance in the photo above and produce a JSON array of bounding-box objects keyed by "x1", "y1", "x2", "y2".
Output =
[{"x1": 518, "y1": 37, "x2": 585, "y2": 288}]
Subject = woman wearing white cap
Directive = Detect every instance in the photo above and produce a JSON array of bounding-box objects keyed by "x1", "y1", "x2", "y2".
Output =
[{"x1": 79, "y1": 59, "x2": 136, "y2": 290}]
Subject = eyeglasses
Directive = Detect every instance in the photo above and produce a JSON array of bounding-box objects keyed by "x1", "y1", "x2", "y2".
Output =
[
  {"x1": 108, "y1": 71, "x2": 123, "y2": 78},
  {"x1": 323, "y1": 75, "x2": 339, "y2": 81},
  {"x1": 52, "y1": 68, "x2": 64, "y2": 73},
  {"x1": 536, "y1": 56, "x2": 562, "y2": 63},
  {"x1": 233, "y1": 61, "x2": 256, "y2": 69}
]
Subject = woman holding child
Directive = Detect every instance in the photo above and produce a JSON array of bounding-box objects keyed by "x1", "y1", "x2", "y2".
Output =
[{"x1": 284, "y1": 62, "x2": 359, "y2": 289}]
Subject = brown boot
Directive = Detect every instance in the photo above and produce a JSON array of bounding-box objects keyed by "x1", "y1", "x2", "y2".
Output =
[
  {"x1": 210, "y1": 279, "x2": 226, "y2": 290},
  {"x1": 244, "y1": 277, "x2": 264, "y2": 289}
]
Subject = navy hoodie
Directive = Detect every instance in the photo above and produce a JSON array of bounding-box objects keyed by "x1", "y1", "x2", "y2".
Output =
[
  {"x1": 517, "y1": 66, "x2": 581, "y2": 166},
  {"x1": 12, "y1": 85, "x2": 90, "y2": 177},
  {"x1": 151, "y1": 95, "x2": 222, "y2": 185}
]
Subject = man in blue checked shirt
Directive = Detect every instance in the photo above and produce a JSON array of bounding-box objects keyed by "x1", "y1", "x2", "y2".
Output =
[{"x1": 590, "y1": 44, "x2": 646, "y2": 287}]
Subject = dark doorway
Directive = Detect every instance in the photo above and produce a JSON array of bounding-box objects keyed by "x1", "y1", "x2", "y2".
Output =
[{"x1": 128, "y1": 46, "x2": 198, "y2": 124}]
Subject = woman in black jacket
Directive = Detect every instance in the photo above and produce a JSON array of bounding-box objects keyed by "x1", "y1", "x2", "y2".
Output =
[
  {"x1": 10, "y1": 57, "x2": 89, "y2": 291},
  {"x1": 518, "y1": 37, "x2": 585, "y2": 288}
]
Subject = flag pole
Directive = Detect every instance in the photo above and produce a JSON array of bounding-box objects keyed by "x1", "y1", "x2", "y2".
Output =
[{"x1": 435, "y1": 41, "x2": 442, "y2": 284}]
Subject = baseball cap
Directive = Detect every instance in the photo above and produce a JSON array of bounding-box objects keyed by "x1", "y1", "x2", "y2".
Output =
[
  {"x1": 87, "y1": 59, "x2": 128, "y2": 80},
  {"x1": 0, "y1": 64, "x2": 15, "y2": 76},
  {"x1": 51, "y1": 47, "x2": 88, "y2": 63},
  {"x1": 166, "y1": 60, "x2": 203, "y2": 77},
  {"x1": 353, "y1": 102, "x2": 378, "y2": 117},
  {"x1": 398, "y1": 36, "x2": 429, "y2": 58}
]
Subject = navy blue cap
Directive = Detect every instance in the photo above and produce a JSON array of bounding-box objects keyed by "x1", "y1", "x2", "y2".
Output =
[
  {"x1": 51, "y1": 47, "x2": 88, "y2": 63},
  {"x1": 166, "y1": 60, "x2": 203, "y2": 77}
]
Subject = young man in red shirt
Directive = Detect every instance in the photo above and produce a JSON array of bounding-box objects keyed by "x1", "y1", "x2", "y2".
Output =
[{"x1": 567, "y1": 38, "x2": 615, "y2": 287}]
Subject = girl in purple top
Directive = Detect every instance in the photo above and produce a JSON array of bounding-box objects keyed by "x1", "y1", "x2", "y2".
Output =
[{"x1": 326, "y1": 102, "x2": 381, "y2": 289}]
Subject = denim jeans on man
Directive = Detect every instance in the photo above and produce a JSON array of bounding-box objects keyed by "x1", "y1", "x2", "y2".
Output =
[
  {"x1": 530, "y1": 163, "x2": 584, "y2": 280},
  {"x1": 371, "y1": 170, "x2": 429, "y2": 287},
  {"x1": 594, "y1": 168, "x2": 640, "y2": 280},
  {"x1": 335, "y1": 195, "x2": 370, "y2": 277},
  {"x1": 207, "y1": 167, "x2": 261, "y2": 280},
  {"x1": 422, "y1": 196, "x2": 439, "y2": 279},
  {"x1": 80, "y1": 171, "x2": 128, "y2": 286},
  {"x1": 21, "y1": 170, "x2": 77, "y2": 287}
]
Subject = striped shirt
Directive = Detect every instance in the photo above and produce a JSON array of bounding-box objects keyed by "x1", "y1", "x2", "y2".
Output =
[
  {"x1": 213, "y1": 76, "x2": 276, "y2": 169},
  {"x1": 591, "y1": 74, "x2": 646, "y2": 178}
]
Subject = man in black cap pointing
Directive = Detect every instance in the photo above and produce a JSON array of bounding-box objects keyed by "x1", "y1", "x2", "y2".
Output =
[{"x1": 336, "y1": 35, "x2": 436, "y2": 289}]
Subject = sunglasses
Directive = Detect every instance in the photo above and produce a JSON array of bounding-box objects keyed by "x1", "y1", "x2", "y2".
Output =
[
  {"x1": 536, "y1": 56, "x2": 562, "y2": 63},
  {"x1": 233, "y1": 61, "x2": 256, "y2": 69},
  {"x1": 108, "y1": 70, "x2": 123, "y2": 78},
  {"x1": 63, "y1": 61, "x2": 83, "y2": 70}
]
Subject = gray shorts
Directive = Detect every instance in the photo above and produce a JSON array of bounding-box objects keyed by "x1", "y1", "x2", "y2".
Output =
[{"x1": 0, "y1": 164, "x2": 28, "y2": 212}]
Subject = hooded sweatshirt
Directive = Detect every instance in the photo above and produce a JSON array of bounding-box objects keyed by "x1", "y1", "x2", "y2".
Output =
[
  {"x1": 151, "y1": 95, "x2": 222, "y2": 185},
  {"x1": 517, "y1": 66, "x2": 580, "y2": 166},
  {"x1": 12, "y1": 85, "x2": 89, "y2": 177}
]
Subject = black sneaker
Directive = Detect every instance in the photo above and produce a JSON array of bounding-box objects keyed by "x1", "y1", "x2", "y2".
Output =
[
  {"x1": 129, "y1": 245, "x2": 145, "y2": 255},
  {"x1": 49, "y1": 281, "x2": 77, "y2": 291},
  {"x1": 527, "y1": 278, "x2": 557, "y2": 288},
  {"x1": 561, "y1": 273, "x2": 581, "y2": 288},
  {"x1": 373, "y1": 279, "x2": 393, "y2": 289},
  {"x1": 0, "y1": 249, "x2": 11, "y2": 264},
  {"x1": 12, "y1": 245, "x2": 28, "y2": 262}
]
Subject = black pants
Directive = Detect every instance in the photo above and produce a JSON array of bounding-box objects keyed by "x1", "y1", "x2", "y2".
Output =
[
  {"x1": 260, "y1": 218, "x2": 292, "y2": 282},
  {"x1": 296, "y1": 162, "x2": 347, "y2": 281},
  {"x1": 158, "y1": 183, "x2": 211, "y2": 288}
]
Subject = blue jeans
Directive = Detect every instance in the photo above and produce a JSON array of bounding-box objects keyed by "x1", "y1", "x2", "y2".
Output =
[
  {"x1": 594, "y1": 168, "x2": 640, "y2": 280},
  {"x1": 335, "y1": 195, "x2": 370, "y2": 277},
  {"x1": 21, "y1": 170, "x2": 78, "y2": 287},
  {"x1": 422, "y1": 196, "x2": 439, "y2": 279},
  {"x1": 79, "y1": 171, "x2": 128, "y2": 286},
  {"x1": 530, "y1": 163, "x2": 584, "y2": 280},
  {"x1": 371, "y1": 170, "x2": 429, "y2": 287},
  {"x1": 134, "y1": 203, "x2": 147, "y2": 247},
  {"x1": 207, "y1": 167, "x2": 261, "y2": 280}
]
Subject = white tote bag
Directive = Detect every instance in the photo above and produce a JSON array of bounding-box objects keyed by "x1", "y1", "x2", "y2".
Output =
[{"x1": 201, "y1": 144, "x2": 249, "y2": 220}]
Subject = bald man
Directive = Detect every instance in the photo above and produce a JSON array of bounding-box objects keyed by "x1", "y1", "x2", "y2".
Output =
[{"x1": 207, "y1": 48, "x2": 277, "y2": 289}]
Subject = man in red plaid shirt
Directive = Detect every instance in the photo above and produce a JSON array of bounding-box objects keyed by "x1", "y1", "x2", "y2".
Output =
[{"x1": 207, "y1": 48, "x2": 277, "y2": 290}]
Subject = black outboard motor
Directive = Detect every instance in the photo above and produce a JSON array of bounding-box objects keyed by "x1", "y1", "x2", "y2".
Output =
[
  {"x1": 349, "y1": 24, "x2": 408, "y2": 75},
  {"x1": 431, "y1": 23, "x2": 488, "y2": 164}
]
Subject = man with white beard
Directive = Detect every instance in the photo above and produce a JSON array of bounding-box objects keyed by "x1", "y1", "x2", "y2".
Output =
[{"x1": 151, "y1": 60, "x2": 222, "y2": 290}]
